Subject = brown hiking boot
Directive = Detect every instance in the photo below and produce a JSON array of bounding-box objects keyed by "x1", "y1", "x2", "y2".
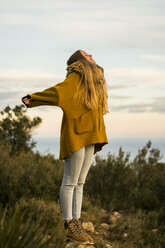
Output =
[
  {"x1": 64, "y1": 219, "x2": 89, "y2": 244},
  {"x1": 73, "y1": 218, "x2": 94, "y2": 245}
]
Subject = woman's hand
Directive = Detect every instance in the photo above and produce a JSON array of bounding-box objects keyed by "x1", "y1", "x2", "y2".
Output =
[
  {"x1": 22, "y1": 96, "x2": 30, "y2": 105},
  {"x1": 23, "y1": 97, "x2": 30, "y2": 104}
]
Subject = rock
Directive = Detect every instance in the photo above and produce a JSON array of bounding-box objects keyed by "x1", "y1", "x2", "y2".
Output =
[
  {"x1": 82, "y1": 222, "x2": 95, "y2": 233},
  {"x1": 109, "y1": 211, "x2": 121, "y2": 224},
  {"x1": 81, "y1": 211, "x2": 87, "y2": 215},
  {"x1": 112, "y1": 211, "x2": 121, "y2": 218},
  {"x1": 152, "y1": 229, "x2": 158, "y2": 233},
  {"x1": 78, "y1": 245, "x2": 94, "y2": 248},
  {"x1": 123, "y1": 232, "x2": 128, "y2": 238},
  {"x1": 100, "y1": 208, "x2": 108, "y2": 216},
  {"x1": 65, "y1": 242, "x2": 95, "y2": 248},
  {"x1": 100, "y1": 223, "x2": 110, "y2": 230},
  {"x1": 105, "y1": 244, "x2": 113, "y2": 248},
  {"x1": 65, "y1": 242, "x2": 74, "y2": 247}
]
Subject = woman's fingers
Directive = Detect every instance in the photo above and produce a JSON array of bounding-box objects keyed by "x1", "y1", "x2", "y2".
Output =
[
  {"x1": 22, "y1": 97, "x2": 30, "y2": 104},
  {"x1": 24, "y1": 98, "x2": 30, "y2": 104}
]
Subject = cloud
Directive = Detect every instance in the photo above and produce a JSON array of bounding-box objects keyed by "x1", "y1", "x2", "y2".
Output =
[
  {"x1": 107, "y1": 84, "x2": 130, "y2": 90},
  {"x1": 152, "y1": 97, "x2": 165, "y2": 113},
  {"x1": 109, "y1": 94, "x2": 132, "y2": 99},
  {"x1": 140, "y1": 54, "x2": 165, "y2": 62},
  {"x1": 0, "y1": 90, "x2": 60, "y2": 114},
  {"x1": 0, "y1": 0, "x2": 164, "y2": 48},
  {"x1": 111, "y1": 98, "x2": 165, "y2": 113},
  {"x1": 0, "y1": 91, "x2": 23, "y2": 100},
  {"x1": 0, "y1": 72, "x2": 65, "y2": 111},
  {"x1": 0, "y1": 66, "x2": 164, "y2": 114},
  {"x1": 0, "y1": 70, "x2": 64, "y2": 91},
  {"x1": 0, "y1": 90, "x2": 32, "y2": 110},
  {"x1": 0, "y1": 70, "x2": 63, "y2": 82},
  {"x1": 1, "y1": 66, "x2": 165, "y2": 94},
  {"x1": 105, "y1": 67, "x2": 165, "y2": 86},
  {"x1": 154, "y1": 96, "x2": 165, "y2": 101},
  {"x1": 111, "y1": 103, "x2": 151, "y2": 113}
]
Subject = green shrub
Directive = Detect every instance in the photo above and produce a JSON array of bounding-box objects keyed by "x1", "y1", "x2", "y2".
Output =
[
  {"x1": 17, "y1": 197, "x2": 62, "y2": 231},
  {"x1": 81, "y1": 195, "x2": 109, "y2": 226},
  {"x1": 85, "y1": 147, "x2": 136, "y2": 212},
  {"x1": 85, "y1": 141, "x2": 165, "y2": 212},
  {"x1": 109, "y1": 208, "x2": 164, "y2": 248},
  {"x1": 0, "y1": 140, "x2": 63, "y2": 207},
  {"x1": 0, "y1": 204, "x2": 58, "y2": 248},
  {"x1": 0, "y1": 104, "x2": 42, "y2": 155},
  {"x1": 0, "y1": 104, "x2": 165, "y2": 248}
]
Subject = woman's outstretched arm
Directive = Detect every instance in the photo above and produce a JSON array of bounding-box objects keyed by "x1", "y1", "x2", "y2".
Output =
[
  {"x1": 21, "y1": 85, "x2": 59, "y2": 108},
  {"x1": 21, "y1": 72, "x2": 82, "y2": 108}
]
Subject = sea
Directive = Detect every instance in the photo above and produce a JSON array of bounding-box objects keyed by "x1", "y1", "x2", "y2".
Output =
[{"x1": 33, "y1": 137, "x2": 165, "y2": 165}]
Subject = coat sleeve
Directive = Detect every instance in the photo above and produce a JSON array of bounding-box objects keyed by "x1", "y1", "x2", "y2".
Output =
[
  {"x1": 22, "y1": 72, "x2": 81, "y2": 109},
  {"x1": 22, "y1": 85, "x2": 60, "y2": 108}
]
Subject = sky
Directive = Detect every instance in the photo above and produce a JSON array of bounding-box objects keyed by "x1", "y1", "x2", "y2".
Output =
[{"x1": 0, "y1": 0, "x2": 165, "y2": 141}]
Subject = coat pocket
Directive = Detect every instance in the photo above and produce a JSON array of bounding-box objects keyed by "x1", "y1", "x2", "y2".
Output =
[{"x1": 73, "y1": 110, "x2": 94, "y2": 134}]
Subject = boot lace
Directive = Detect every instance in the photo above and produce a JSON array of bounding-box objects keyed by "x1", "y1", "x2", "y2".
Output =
[
  {"x1": 68, "y1": 220, "x2": 79, "y2": 236},
  {"x1": 74, "y1": 218, "x2": 88, "y2": 235}
]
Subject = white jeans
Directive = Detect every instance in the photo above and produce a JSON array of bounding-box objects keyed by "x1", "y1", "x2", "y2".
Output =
[{"x1": 60, "y1": 144, "x2": 95, "y2": 220}]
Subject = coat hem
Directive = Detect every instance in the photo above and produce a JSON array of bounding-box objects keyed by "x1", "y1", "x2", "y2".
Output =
[{"x1": 59, "y1": 139, "x2": 108, "y2": 160}]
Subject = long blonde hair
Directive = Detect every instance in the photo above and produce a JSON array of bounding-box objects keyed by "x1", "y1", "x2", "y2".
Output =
[{"x1": 67, "y1": 50, "x2": 109, "y2": 115}]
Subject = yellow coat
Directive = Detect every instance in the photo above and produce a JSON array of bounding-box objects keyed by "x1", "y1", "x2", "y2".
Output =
[{"x1": 25, "y1": 62, "x2": 108, "y2": 160}]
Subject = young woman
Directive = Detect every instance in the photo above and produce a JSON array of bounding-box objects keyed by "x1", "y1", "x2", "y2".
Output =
[{"x1": 22, "y1": 50, "x2": 109, "y2": 244}]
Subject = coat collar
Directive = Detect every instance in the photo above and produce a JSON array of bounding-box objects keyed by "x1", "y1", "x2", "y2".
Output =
[
  {"x1": 66, "y1": 61, "x2": 105, "y2": 85},
  {"x1": 66, "y1": 61, "x2": 83, "y2": 78}
]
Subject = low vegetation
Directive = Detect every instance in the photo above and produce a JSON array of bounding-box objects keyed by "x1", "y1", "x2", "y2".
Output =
[{"x1": 0, "y1": 104, "x2": 164, "y2": 247}]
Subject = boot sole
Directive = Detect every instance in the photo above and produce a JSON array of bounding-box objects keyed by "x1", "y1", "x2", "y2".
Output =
[
  {"x1": 66, "y1": 237, "x2": 90, "y2": 244},
  {"x1": 88, "y1": 241, "x2": 94, "y2": 245}
]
